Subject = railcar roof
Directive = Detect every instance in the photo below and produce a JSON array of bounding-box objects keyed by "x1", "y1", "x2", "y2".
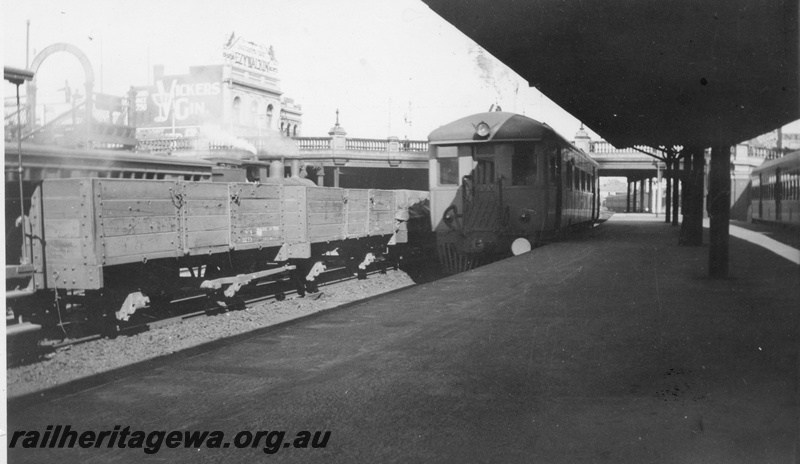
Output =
[
  {"x1": 751, "y1": 150, "x2": 800, "y2": 174},
  {"x1": 428, "y1": 112, "x2": 563, "y2": 145}
]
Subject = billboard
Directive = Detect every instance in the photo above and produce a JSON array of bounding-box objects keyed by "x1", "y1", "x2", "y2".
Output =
[
  {"x1": 222, "y1": 32, "x2": 279, "y2": 79},
  {"x1": 134, "y1": 66, "x2": 224, "y2": 132}
]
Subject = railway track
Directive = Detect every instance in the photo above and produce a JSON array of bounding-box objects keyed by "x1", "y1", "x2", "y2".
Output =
[{"x1": 6, "y1": 252, "x2": 434, "y2": 366}]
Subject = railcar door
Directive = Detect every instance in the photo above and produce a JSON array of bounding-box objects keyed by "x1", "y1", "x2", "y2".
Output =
[
  {"x1": 776, "y1": 168, "x2": 782, "y2": 222},
  {"x1": 592, "y1": 166, "x2": 598, "y2": 220},
  {"x1": 552, "y1": 150, "x2": 562, "y2": 229},
  {"x1": 758, "y1": 173, "x2": 763, "y2": 219},
  {"x1": 462, "y1": 155, "x2": 503, "y2": 235}
]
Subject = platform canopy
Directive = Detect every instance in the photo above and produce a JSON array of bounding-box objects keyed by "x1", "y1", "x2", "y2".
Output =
[{"x1": 421, "y1": 1, "x2": 799, "y2": 149}]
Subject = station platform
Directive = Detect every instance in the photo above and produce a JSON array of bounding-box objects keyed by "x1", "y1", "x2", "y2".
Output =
[{"x1": 7, "y1": 214, "x2": 799, "y2": 463}]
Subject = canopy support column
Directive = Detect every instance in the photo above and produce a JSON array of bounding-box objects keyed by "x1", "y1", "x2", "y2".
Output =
[
  {"x1": 626, "y1": 179, "x2": 631, "y2": 213},
  {"x1": 671, "y1": 155, "x2": 680, "y2": 226},
  {"x1": 680, "y1": 147, "x2": 705, "y2": 246},
  {"x1": 708, "y1": 145, "x2": 731, "y2": 278},
  {"x1": 664, "y1": 154, "x2": 673, "y2": 222}
]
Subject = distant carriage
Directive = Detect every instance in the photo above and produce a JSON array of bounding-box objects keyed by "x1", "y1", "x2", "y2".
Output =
[
  {"x1": 750, "y1": 149, "x2": 800, "y2": 226},
  {"x1": 427, "y1": 112, "x2": 599, "y2": 273},
  {"x1": 603, "y1": 193, "x2": 628, "y2": 213}
]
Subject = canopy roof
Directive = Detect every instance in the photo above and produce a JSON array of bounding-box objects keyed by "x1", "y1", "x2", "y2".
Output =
[{"x1": 422, "y1": 1, "x2": 799, "y2": 148}]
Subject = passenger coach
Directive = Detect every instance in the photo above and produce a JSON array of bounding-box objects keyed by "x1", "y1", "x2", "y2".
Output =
[
  {"x1": 428, "y1": 112, "x2": 599, "y2": 272},
  {"x1": 750, "y1": 149, "x2": 800, "y2": 226}
]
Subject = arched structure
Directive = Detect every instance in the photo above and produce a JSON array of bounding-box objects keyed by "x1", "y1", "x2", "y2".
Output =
[{"x1": 26, "y1": 43, "x2": 95, "y2": 139}]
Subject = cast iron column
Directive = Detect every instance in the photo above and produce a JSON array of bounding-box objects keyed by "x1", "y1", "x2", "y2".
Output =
[
  {"x1": 689, "y1": 147, "x2": 706, "y2": 245},
  {"x1": 708, "y1": 145, "x2": 731, "y2": 278},
  {"x1": 679, "y1": 151, "x2": 692, "y2": 242},
  {"x1": 679, "y1": 147, "x2": 705, "y2": 246},
  {"x1": 665, "y1": 156, "x2": 672, "y2": 222},
  {"x1": 626, "y1": 179, "x2": 631, "y2": 213},
  {"x1": 639, "y1": 178, "x2": 645, "y2": 212},
  {"x1": 671, "y1": 156, "x2": 680, "y2": 226}
]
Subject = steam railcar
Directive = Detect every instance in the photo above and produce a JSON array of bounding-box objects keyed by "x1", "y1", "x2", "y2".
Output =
[{"x1": 427, "y1": 112, "x2": 599, "y2": 272}]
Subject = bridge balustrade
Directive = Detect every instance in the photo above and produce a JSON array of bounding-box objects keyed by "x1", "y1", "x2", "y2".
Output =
[
  {"x1": 748, "y1": 146, "x2": 790, "y2": 160},
  {"x1": 293, "y1": 137, "x2": 332, "y2": 150},
  {"x1": 347, "y1": 138, "x2": 388, "y2": 151},
  {"x1": 399, "y1": 140, "x2": 429, "y2": 152},
  {"x1": 590, "y1": 141, "x2": 659, "y2": 156}
]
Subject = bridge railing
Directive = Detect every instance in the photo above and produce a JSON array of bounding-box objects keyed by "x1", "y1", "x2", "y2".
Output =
[
  {"x1": 347, "y1": 138, "x2": 387, "y2": 151},
  {"x1": 592, "y1": 141, "x2": 793, "y2": 161},
  {"x1": 293, "y1": 137, "x2": 331, "y2": 150},
  {"x1": 344, "y1": 138, "x2": 428, "y2": 152},
  {"x1": 589, "y1": 141, "x2": 659, "y2": 156},
  {"x1": 137, "y1": 135, "x2": 430, "y2": 156},
  {"x1": 747, "y1": 146, "x2": 791, "y2": 160},
  {"x1": 399, "y1": 139, "x2": 429, "y2": 152}
]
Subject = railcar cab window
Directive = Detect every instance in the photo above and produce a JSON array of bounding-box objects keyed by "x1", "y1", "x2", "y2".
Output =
[
  {"x1": 474, "y1": 158, "x2": 495, "y2": 184},
  {"x1": 512, "y1": 143, "x2": 538, "y2": 186},
  {"x1": 472, "y1": 144, "x2": 496, "y2": 185},
  {"x1": 437, "y1": 146, "x2": 459, "y2": 185}
]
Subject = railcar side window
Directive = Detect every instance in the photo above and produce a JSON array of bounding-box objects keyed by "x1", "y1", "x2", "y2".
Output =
[
  {"x1": 573, "y1": 165, "x2": 579, "y2": 190},
  {"x1": 438, "y1": 158, "x2": 458, "y2": 185},
  {"x1": 566, "y1": 163, "x2": 573, "y2": 189},
  {"x1": 548, "y1": 156, "x2": 558, "y2": 187},
  {"x1": 512, "y1": 153, "x2": 529, "y2": 186}
]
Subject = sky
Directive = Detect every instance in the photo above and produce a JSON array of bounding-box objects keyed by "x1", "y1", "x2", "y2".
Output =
[
  {"x1": 4, "y1": 0, "x2": 798, "y2": 143},
  {"x1": 3, "y1": 0, "x2": 603, "y2": 142}
]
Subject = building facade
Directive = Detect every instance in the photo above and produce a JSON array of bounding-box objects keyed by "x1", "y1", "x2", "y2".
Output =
[{"x1": 132, "y1": 34, "x2": 301, "y2": 141}]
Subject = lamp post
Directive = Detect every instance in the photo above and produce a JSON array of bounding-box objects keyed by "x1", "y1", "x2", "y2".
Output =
[{"x1": 5, "y1": 66, "x2": 36, "y2": 265}]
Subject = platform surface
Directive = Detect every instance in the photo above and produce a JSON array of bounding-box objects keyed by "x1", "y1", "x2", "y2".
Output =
[{"x1": 7, "y1": 215, "x2": 799, "y2": 463}]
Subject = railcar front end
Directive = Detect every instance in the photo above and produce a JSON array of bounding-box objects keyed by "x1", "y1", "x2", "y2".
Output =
[{"x1": 427, "y1": 112, "x2": 598, "y2": 273}]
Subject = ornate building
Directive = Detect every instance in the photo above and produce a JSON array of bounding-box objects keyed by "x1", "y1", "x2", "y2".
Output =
[{"x1": 132, "y1": 33, "x2": 301, "y2": 141}]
